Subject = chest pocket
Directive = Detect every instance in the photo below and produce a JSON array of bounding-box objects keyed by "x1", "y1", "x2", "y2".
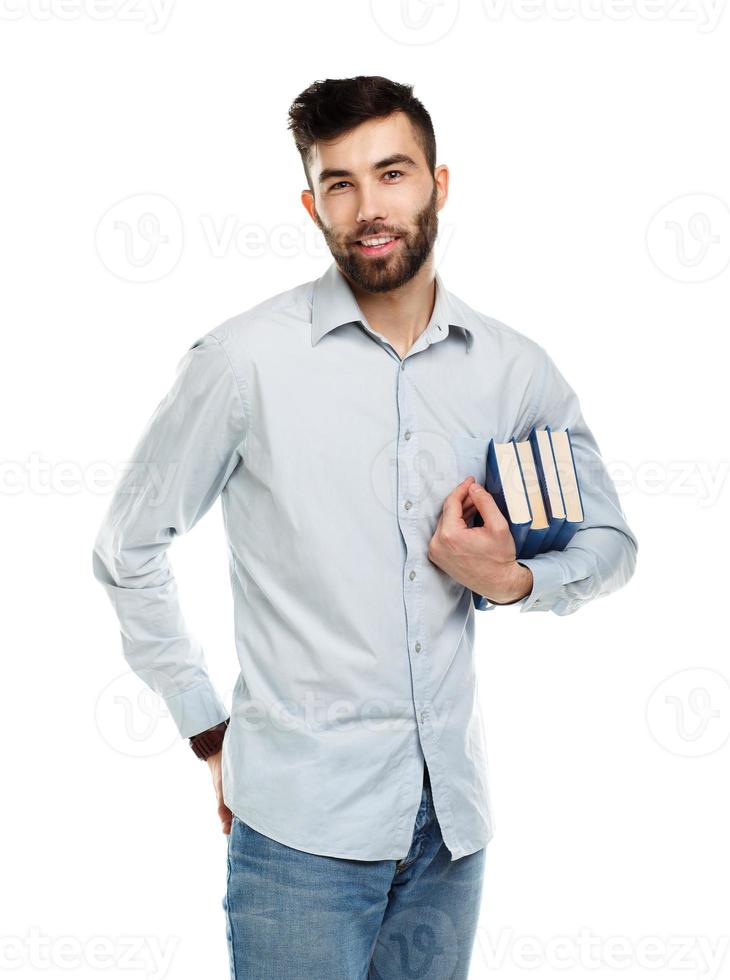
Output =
[{"x1": 449, "y1": 435, "x2": 487, "y2": 487}]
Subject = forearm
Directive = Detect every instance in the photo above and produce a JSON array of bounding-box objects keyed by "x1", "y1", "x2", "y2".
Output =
[
  {"x1": 512, "y1": 525, "x2": 638, "y2": 615},
  {"x1": 92, "y1": 529, "x2": 230, "y2": 736}
]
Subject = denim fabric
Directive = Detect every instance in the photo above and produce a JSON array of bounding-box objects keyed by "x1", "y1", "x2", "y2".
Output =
[{"x1": 222, "y1": 766, "x2": 486, "y2": 979}]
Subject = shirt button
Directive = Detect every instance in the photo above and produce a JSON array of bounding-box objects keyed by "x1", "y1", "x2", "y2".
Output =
[
  {"x1": 404, "y1": 500, "x2": 412, "y2": 510},
  {"x1": 415, "y1": 641, "x2": 422, "y2": 653},
  {"x1": 420, "y1": 709, "x2": 428, "y2": 723},
  {"x1": 400, "y1": 361, "x2": 405, "y2": 370},
  {"x1": 409, "y1": 570, "x2": 416, "y2": 580},
  {"x1": 404, "y1": 430, "x2": 411, "y2": 440}
]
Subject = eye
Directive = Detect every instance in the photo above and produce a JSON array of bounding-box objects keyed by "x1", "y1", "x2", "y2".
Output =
[{"x1": 328, "y1": 171, "x2": 405, "y2": 192}]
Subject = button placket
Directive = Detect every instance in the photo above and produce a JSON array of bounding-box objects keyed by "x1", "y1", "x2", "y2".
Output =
[{"x1": 395, "y1": 357, "x2": 431, "y2": 752}]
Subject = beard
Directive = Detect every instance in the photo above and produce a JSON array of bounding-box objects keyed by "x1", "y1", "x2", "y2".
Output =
[{"x1": 313, "y1": 183, "x2": 439, "y2": 294}]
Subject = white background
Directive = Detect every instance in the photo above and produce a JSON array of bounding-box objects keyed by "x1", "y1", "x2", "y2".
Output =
[{"x1": 2, "y1": 1, "x2": 729, "y2": 977}]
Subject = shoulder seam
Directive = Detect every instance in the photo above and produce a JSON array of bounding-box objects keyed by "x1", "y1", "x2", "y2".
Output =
[{"x1": 207, "y1": 333, "x2": 250, "y2": 427}]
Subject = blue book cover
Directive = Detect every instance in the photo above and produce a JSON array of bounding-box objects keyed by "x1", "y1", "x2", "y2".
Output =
[{"x1": 472, "y1": 438, "x2": 533, "y2": 555}]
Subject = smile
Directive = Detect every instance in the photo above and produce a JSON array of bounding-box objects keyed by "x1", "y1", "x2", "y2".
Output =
[{"x1": 354, "y1": 236, "x2": 400, "y2": 256}]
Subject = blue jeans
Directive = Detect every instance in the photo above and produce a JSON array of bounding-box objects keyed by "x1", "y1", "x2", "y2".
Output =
[{"x1": 221, "y1": 765, "x2": 487, "y2": 979}]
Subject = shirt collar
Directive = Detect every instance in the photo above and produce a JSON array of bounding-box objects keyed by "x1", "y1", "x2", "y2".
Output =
[{"x1": 311, "y1": 260, "x2": 474, "y2": 352}]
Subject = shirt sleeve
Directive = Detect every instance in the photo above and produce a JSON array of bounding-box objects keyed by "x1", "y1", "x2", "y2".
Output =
[
  {"x1": 475, "y1": 344, "x2": 638, "y2": 616},
  {"x1": 91, "y1": 332, "x2": 246, "y2": 737}
]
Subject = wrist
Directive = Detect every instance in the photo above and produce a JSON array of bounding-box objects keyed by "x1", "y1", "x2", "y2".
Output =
[
  {"x1": 487, "y1": 561, "x2": 533, "y2": 606},
  {"x1": 513, "y1": 561, "x2": 533, "y2": 601}
]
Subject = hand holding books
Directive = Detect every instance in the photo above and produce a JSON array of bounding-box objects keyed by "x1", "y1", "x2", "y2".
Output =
[
  {"x1": 429, "y1": 475, "x2": 534, "y2": 605},
  {"x1": 471, "y1": 425, "x2": 584, "y2": 559}
]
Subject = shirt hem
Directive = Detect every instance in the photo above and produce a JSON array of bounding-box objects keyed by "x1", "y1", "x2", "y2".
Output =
[
  {"x1": 228, "y1": 803, "x2": 409, "y2": 861},
  {"x1": 447, "y1": 830, "x2": 494, "y2": 861},
  {"x1": 228, "y1": 800, "x2": 493, "y2": 864}
]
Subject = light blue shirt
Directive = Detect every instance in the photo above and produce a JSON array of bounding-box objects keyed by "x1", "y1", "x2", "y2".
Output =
[{"x1": 92, "y1": 260, "x2": 638, "y2": 862}]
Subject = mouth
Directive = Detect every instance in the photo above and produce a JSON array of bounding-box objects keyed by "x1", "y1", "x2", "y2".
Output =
[{"x1": 353, "y1": 235, "x2": 401, "y2": 256}]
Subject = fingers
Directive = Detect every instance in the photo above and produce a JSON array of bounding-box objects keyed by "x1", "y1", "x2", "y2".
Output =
[
  {"x1": 441, "y1": 476, "x2": 476, "y2": 525},
  {"x1": 467, "y1": 482, "x2": 506, "y2": 529},
  {"x1": 219, "y1": 800, "x2": 233, "y2": 835}
]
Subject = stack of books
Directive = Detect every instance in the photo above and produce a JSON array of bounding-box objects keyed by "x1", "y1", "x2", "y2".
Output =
[{"x1": 471, "y1": 425, "x2": 584, "y2": 558}]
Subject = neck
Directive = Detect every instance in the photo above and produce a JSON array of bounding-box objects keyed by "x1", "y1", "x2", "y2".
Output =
[{"x1": 342, "y1": 259, "x2": 437, "y2": 360}]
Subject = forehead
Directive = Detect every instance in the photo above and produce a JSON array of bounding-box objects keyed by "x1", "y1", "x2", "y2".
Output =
[{"x1": 309, "y1": 112, "x2": 424, "y2": 177}]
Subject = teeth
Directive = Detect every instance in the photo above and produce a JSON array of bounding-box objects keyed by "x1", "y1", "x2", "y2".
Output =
[{"x1": 360, "y1": 236, "x2": 396, "y2": 247}]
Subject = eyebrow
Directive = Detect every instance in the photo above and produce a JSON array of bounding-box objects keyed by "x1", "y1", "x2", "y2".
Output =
[{"x1": 317, "y1": 153, "x2": 419, "y2": 185}]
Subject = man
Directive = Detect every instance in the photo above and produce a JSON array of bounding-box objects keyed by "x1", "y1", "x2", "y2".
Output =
[{"x1": 92, "y1": 75, "x2": 638, "y2": 979}]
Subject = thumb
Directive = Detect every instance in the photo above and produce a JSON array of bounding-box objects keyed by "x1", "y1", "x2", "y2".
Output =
[
  {"x1": 468, "y1": 483, "x2": 507, "y2": 530},
  {"x1": 441, "y1": 477, "x2": 475, "y2": 528}
]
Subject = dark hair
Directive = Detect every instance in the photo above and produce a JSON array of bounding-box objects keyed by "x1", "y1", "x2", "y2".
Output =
[{"x1": 287, "y1": 76, "x2": 436, "y2": 192}]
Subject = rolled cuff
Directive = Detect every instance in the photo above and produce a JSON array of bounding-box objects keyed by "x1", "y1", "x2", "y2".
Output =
[{"x1": 513, "y1": 555, "x2": 567, "y2": 612}]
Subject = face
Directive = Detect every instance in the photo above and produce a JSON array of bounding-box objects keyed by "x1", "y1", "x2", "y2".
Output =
[{"x1": 301, "y1": 112, "x2": 447, "y2": 294}]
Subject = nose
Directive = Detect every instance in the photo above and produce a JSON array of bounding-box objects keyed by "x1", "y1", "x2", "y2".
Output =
[{"x1": 356, "y1": 186, "x2": 388, "y2": 228}]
